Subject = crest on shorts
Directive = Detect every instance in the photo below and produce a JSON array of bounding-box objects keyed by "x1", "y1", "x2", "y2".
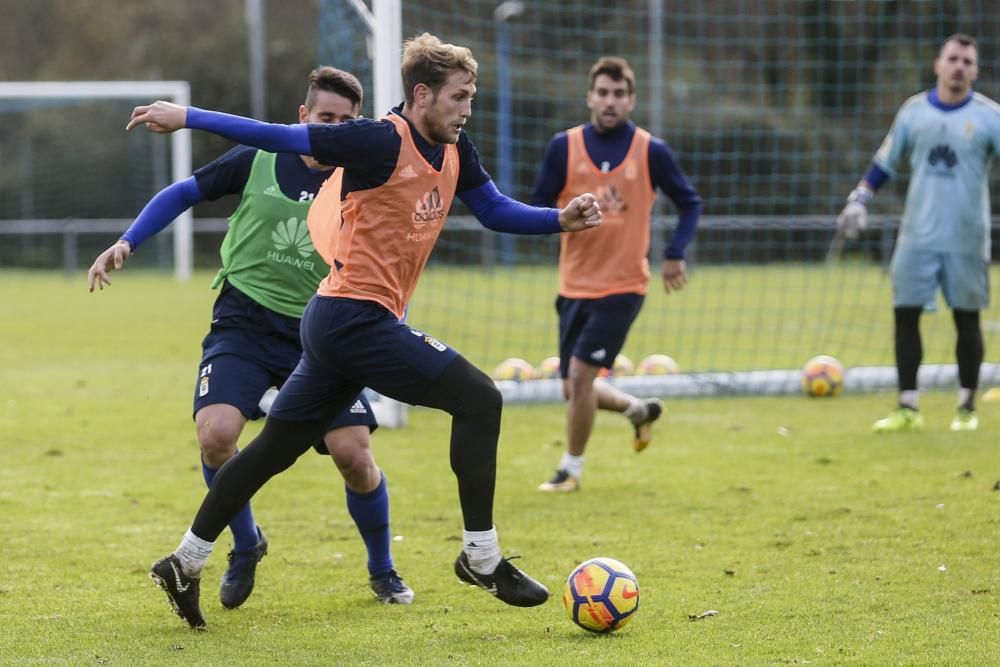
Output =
[{"x1": 424, "y1": 336, "x2": 447, "y2": 352}]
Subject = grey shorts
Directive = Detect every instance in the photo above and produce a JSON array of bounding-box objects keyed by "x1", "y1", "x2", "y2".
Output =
[{"x1": 890, "y1": 245, "x2": 990, "y2": 311}]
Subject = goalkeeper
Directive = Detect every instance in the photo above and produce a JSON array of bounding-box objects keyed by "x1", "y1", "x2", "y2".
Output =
[{"x1": 837, "y1": 33, "x2": 998, "y2": 433}]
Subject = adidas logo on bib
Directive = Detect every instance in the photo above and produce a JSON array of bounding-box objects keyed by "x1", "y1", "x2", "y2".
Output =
[{"x1": 349, "y1": 400, "x2": 367, "y2": 414}]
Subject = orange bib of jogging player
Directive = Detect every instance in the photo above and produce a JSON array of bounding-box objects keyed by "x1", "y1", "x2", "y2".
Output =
[
  {"x1": 306, "y1": 167, "x2": 344, "y2": 266},
  {"x1": 557, "y1": 125, "x2": 656, "y2": 298},
  {"x1": 317, "y1": 114, "x2": 459, "y2": 319}
]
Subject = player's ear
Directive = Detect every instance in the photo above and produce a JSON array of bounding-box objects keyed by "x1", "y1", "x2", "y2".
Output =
[
  {"x1": 414, "y1": 83, "x2": 432, "y2": 108},
  {"x1": 298, "y1": 104, "x2": 309, "y2": 123},
  {"x1": 932, "y1": 53, "x2": 944, "y2": 78}
]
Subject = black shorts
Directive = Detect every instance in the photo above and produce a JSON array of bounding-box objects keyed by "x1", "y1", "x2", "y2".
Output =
[
  {"x1": 194, "y1": 284, "x2": 377, "y2": 453},
  {"x1": 556, "y1": 293, "x2": 644, "y2": 377},
  {"x1": 269, "y1": 295, "x2": 460, "y2": 424}
]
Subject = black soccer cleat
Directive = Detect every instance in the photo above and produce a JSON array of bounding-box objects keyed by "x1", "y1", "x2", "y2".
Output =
[
  {"x1": 220, "y1": 529, "x2": 268, "y2": 609},
  {"x1": 150, "y1": 554, "x2": 206, "y2": 630},
  {"x1": 454, "y1": 552, "x2": 549, "y2": 607},
  {"x1": 369, "y1": 569, "x2": 415, "y2": 605}
]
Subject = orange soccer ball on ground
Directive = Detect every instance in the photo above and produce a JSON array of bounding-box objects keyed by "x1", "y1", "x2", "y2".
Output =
[
  {"x1": 492, "y1": 357, "x2": 536, "y2": 382},
  {"x1": 562, "y1": 557, "x2": 640, "y2": 633},
  {"x1": 801, "y1": 355, "x2": 844, "y2": 397}
]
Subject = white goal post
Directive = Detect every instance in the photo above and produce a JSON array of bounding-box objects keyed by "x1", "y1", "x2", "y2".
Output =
[
  {"x1": 0, "y1": 81, "x2": 193, "y2": 280},
  {"x1": 343, "y1": 0, "x2": 403, "y2": 119}
]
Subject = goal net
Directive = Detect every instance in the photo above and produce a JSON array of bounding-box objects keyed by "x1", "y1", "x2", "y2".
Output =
[
  {"x1": 315, "y1": 0, "x2": 1000, "y2": 400},
  {"x1": 0, "y1": 81, "x2": 192, "y2": 278}
]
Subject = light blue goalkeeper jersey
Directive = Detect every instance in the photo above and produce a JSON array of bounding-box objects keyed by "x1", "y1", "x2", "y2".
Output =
[{"x1": 873, "y1": 89, "x2": 1000, "y2": 259}]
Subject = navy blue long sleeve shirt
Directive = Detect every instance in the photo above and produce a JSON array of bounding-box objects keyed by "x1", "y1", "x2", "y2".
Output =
[
  {"x1": 184, "y1": 105, "x2": 562, "y2": 235},
  {"x1": 531, "y1": 121, "x2": 701, "y2": 259}
]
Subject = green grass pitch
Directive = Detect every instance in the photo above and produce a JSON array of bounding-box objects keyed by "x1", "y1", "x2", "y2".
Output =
[
  {"x1": 412, "y1": 260, "x2": 1000, "y2": 374},
  {"x1": 1, "y1": 270, "x2": 998, "y2": 665}
]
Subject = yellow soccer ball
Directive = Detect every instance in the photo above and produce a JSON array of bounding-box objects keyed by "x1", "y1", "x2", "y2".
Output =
[
  {"x1": 598, "y1": 354, "x2": 634, "y2": 378},
  {"x1": 637, "y1": 354, "x2": 681, "y2": 375},
  {"x1": 537, "y1": 356, "x2": 561, "y2": 379},
  {"x1": 563, "y1": 557, "x2": 640, "y2": 633},
  {"x1": 801, "y1": 355, "x2": 844, "y2": 397},
  {"x1": 492, "y1": 357, "x2": 536, "y2": 382}
]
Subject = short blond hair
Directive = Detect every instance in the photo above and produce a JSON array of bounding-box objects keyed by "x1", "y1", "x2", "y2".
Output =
[{"x1": 401, "y1": 33, "x2": 478, "y2": 105}]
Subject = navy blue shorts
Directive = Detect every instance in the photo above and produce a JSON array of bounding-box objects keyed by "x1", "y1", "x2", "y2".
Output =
[
  {"x1": 194, "y1": 284, "x2": 377, "y2": 449},
  {"x1": 556, "y1": 293, "x2": 644, "y2": 377},
  {"x1": 270, "y1": 295, "x2": 460, "y2": 424}
]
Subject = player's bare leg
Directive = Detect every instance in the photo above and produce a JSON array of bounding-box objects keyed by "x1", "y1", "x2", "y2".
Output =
[
  {"x1": 538, "y1": 359, "x2": 599, "y2": 492},
  {"x1": 540, "y1": 358, "x2": 662, "y2": 492},
  {"x1": 195, "y1": 404, "x2": 268, "y2": 609},
  {"x1": 566, "y1": 360, "x2": 602, "y2": 458},
  {"x1": 325, "y1": 426, "x2": 414, "y2": 604},
  {"x1": 593, "y1": 379, "x2": 663, "y2": 452}
]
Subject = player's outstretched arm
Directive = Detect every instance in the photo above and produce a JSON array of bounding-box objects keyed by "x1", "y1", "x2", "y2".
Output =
[
  {"x1": 460, "y1": 181, "x2": 598, "y2": 235},
  {"x1": 87, "y1": 177, "x2": 203, "y2": 293},
  {"x1": 558, "y1": 193, "x2": 602, "y2": 232},
  {"x1": 127, "y1": 101, "x2": 187, "y2": 134},
  {"x1": 87, "y1": 240, "x2": 132, "y2": 292},
  {"x1": 128, "y1": 103, "x2": 312, "y2": 156}
]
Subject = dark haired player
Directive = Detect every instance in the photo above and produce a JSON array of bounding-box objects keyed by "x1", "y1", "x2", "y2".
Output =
[
  {"x1": 837, "y1": 34, "x2": 999, "y2": 433},
  {"x1": 533, "y1": 56, "x2": 702, "y2": 492},
  {"x1": 125, "y1": 33, "x2": 602, "y2": 628},
  {"x1": 89, "y1": 67, "x2": 413, "y2": 610}
]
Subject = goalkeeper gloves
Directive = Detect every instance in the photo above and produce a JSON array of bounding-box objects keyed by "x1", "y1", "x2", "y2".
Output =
[{"x1": 836, "y1": 187, "x2": 872, "y2": 240}]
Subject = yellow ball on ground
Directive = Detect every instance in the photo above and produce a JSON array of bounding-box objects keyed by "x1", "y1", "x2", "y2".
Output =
[
  {"x1": 638, "y1": 354, "x2": 680, "y2": 375},
  {"x1": 493, "y1": 357, "x2": 536, "y2": 382},
  {"x1": 598, "y1": 354, "x2": 634, "y2": 378},
  {"x1": 537, "y1": 356, "x2": 561, "y2": 379},
  {"x1": 801, "y1": 355, "x2": 844, "y2": 397}
]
